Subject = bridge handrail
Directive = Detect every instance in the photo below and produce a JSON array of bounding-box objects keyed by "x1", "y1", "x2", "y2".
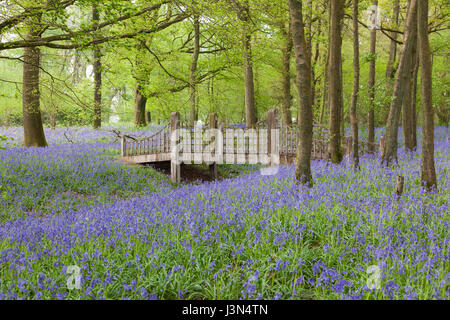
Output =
[{"x1": 122, "y1": 124, "x2": 170, "y2": 157}]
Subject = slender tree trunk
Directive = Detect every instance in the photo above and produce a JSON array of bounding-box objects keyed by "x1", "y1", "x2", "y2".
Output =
[
  {"x1": 384, "y1": 0, "x2": 400, "y2": 123},
  {"x1": 72, "y1": 50, "x2": 81, "y2": 85},
  {"x1": 385, "y1": 0, "x2": 400, "y2": 81},
  {"x1": 305, "y1": 0, "x2": 312, "y2": 61},
  {"x1": 290, "y1": 0, "x2": 313, "y2": 186},
  {"x1": 328, "y1": 0, "x2": 344, "y2": 163},
  {"x1": 320, "y1": 47, "x2": 329, "y2": 127},
  {"x1": 189, "y1": 14, "x2": 200, "y2": 127},
  {"x1": 350, "y1": 0, "x2": 360, "y2": 170},
  {"x1": 402, "y1": 26, "x2": 418, "y2": 152},
  {"x1": 368, "y1": 0, "x2": 378, "y2": 153},
  {"x1": 402, "y1": 68, "x2": 413, "y2": 149},
  {"x1": 281, "y1": 22, "x2": 293, "y2": 126},
  {"x1": 92, "y1": 5, "x2": 102, "y2": 129},
  {"x1": 134, "y1": 85, "x2": 147, "y2": 127},
  {"x1": 311, "y1": 17, "x2": 321, "y2": 109},
  {"x1": 382, "y1": 0, "x2": 417, "y2": 165},
  {"x1": 243, "y1": 26, "x2": 256, "y2": 127},
  {"x1": 237, "y1": 2, "x2": 257, "y2": 128},
  {"x1": 22, "y1": 14, "x2": 47, "y2": 147},
  {"x1": 339, "y1": 58, "x2": 344, "y2": 144},
  {"x1": 319, "y1": 0, "x2": 330, "y2": 129},
  {"x1": 411, "y1": 48, "x2": 419, "y2": 148},
  {"x1": 418, "y1": 0, "x2": 437, "y2": 190}
]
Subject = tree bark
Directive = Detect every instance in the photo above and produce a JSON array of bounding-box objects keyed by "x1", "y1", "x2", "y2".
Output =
[
  {"x1": 290, "y1": 0, "x2": 313, "y2": 186},
  {"x1": 134, "y1": 85, "x2": 147, "y2": 127},
  {"x1": 189, "y1": 14, "x2": 200, "y2": 127},
  {"x1": 418, "y1": 0, "x2": 437, "y2": 190},
  {"x1": 382, "y1": 0, "x2": 417, "y2": 165},
  {"x1": 281, "y1": 22, "x2": 293, "y2": 126},
  {"x1": 22, "y1": 14, "x2": 47, "y2": 147},
  {"x1": 350, "y1": 0, "x2": 360, "y2": 170},
  {"x1": 92, "y1": 5, "x2": 102, "y2": 129},
  {"x1": 327, "y1": 0, "x2": 344, "y2": 163},
  {"x1": 368, "y1": 0, "x2": 378, "y2": 153}
]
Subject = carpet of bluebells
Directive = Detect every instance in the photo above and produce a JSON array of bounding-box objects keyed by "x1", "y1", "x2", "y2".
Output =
[{"x1": 0, "y1": 125, "x2": 448, "y2": 300}]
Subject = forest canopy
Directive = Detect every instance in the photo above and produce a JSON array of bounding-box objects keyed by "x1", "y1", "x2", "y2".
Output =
[{"x1": 0, "y1": 0, "x2": 447, "y2": 127}]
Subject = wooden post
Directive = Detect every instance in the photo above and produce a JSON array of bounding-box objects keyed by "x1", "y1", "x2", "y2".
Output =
[
  {"x1": 209, "y1": 113, "x2": 218, "y2": 180},
  {"x1": 171, "y1": 112, "x2": 181, "y2": 183},
  {"x1": 267, "y1": 109, "x2": 279, "y2": 166},
  {"x1": 379, "y1": 135, "x2": 385, "y2": 156}
]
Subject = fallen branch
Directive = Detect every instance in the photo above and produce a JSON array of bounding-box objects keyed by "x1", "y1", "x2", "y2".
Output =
[
  {"x1": 109, "y1": 129, "x2": 138, "y2": 142},
  {"x1": 63, "y1": 131, "x2": 74, "y2": 144}
]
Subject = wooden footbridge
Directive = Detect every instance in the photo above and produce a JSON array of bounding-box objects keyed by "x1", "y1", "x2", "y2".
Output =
[{"x1": 120, "y1": 109, "x2": 383, "y2": 183}]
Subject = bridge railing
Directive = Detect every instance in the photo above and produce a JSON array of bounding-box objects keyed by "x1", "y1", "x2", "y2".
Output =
[
  {"x1": 121, "y1": 110, "x2": 384, "y2": 161},
  {"x1": 121, "y1": 124, "x2": 170, "y2": 157}
]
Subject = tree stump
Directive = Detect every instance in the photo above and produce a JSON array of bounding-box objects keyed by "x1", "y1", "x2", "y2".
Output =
[{"x1": 396, "y1": 175, "x2": 405, "y2": 197}]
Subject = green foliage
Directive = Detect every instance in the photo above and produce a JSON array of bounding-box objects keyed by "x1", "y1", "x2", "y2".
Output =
[
  {"x1": 0, "y1": 0, "x2": 448, "y2": 128},
  {"x1": 0, "y1": 135, "x2": 7, "y2": 150}
]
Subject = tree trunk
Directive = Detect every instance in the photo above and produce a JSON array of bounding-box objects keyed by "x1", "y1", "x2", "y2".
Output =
[
  {"x1": 385, "y1": 0, "x2": 400, "y2": 81},
  {"x1": 290, "y1": 0, "x2": 313, "y2": 186},
  {"x1": 417, "y1": 0, "x2": 437, "y2": 190},
  {"x1": 189, "y1": 14, "x2": 200, "y2": 127},
  {"x1": 92, "y1": 5, "x2": 102, "y2": 129},
  {"x1": 305, "y1": 0, "x2": 312, "y2": 61},
  {"x1": 319, "y1": 0, "x2": 330, "y2": 129},
  {"x1": 22, "y1": 15, "x2": 47, "y2": 147},
  {"x1": 311, "y1": 17, "x2": 321, "y2": 109},
  {"x1": 350, "y1": 0, "x2": 360, "y2": 170},
  {"x1": 238, "y1": 2, "x2": 257, "y2": 128},
  {"x1": 327, "y1": 0, "x2": 344, "y2": 163},
  {"x1": 72, "y1": 50, "x2": 81, "y2": 85},
  {"x1": 402, "y1": 26, "x2": 418, "y2": 152},
  {"x1": 382, "y1": 0, "x2": 417, "y2": 165},
  {"x1": 411, "y1": 48, "x2": 419, "y2": 148},
  {"x1": 368, "y1": 0, "x2": 378, "y2": 153},
  {"x1": 320, "y1": 47, "x2": 329, "y2": 127},
  {"x1": 243, "y1": 27, "x2": 256, "y2": 127},
  {"x1": 134, "y1": 85, "x2": 147, "y2": 127},
  {"x1": 384, "y1": 0, "x2": 400, "y2": 123},
  {"x1": 281, "y1": 22, "x2": 292, "y2": 126}
]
